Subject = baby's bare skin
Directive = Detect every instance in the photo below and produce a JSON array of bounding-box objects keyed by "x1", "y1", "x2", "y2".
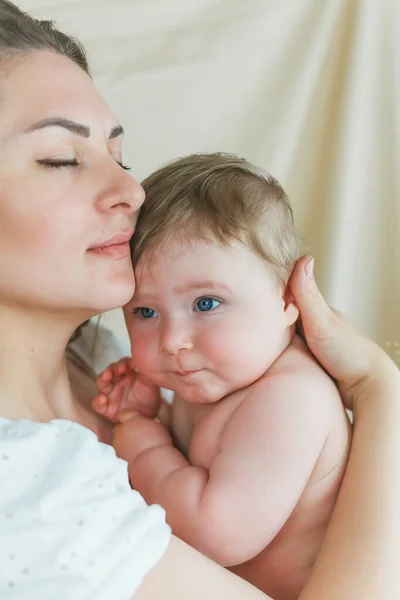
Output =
[
  {"x1": 96, "y1": 336, "x2": 350, "y2": 600},
  {"x1": 94, "y1": 238, "x2": 352, "y2": 599},
  {"x1": 163, "y1": 335, "x2": 349, "y2": 599}
]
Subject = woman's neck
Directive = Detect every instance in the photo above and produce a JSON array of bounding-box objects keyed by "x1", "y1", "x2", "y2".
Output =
[{"x1": 0, "y1": 307, "x2": 87, "y2": 422}]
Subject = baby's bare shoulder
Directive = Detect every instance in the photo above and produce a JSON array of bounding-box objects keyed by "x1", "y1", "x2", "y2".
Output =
[
  {"x1": 269, "y1": 334, "x2": 337, "y2": 389},
  {"x1": 250, "y1": 334, "x2": 342, "y2": 419}
]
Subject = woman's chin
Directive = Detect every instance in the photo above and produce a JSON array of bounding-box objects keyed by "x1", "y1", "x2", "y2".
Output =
[
  {"x1": 87, "y1": 279, "x2": 135, "y2": 314},
  {"x1": 92, "y1": 259, "x2": 135, "y2": 305}
]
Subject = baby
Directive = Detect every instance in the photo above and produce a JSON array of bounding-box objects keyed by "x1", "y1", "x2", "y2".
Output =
[{"x1": 93, "y1": 153, "x2": 351, "y2": 600}]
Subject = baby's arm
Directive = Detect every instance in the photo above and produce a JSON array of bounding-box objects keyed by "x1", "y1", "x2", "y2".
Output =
[{"x1": 113, "y1": 373, "x2": 334, "y2": 566}]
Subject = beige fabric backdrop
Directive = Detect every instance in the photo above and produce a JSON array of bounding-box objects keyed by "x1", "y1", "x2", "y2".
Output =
[{"x1": 21, "y1": 0, "x2": 399, "y2": 365}]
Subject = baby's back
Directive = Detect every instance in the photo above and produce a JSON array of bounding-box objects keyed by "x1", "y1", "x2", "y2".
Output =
[
  {"x1": 231, "y1": 337, "x2": 351, "y2": 599},
  {"x1": 169, "y1": 335, "x2": 351, "y2": 600}
]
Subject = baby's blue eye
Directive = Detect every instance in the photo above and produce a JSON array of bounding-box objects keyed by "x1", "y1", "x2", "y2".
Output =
[
  {"x1": 136, "y1": 307, "x2": 158, "y2": 319},
  {"x1": 194, "y1": 297, "x2": 220, "y2": 312}
]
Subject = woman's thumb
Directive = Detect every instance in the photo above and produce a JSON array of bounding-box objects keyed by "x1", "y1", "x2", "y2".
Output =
[{"x1": 289, "y1": 256, "x2": 334, "y2": 342}]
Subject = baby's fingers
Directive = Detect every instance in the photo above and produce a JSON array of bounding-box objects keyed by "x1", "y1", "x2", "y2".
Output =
[
  {"x1": 97, "y1": 359, "x2": 130, "y2": 392},
  {"x1": 92, "y1": 393, "x2": 110, "y2": 414},
  {"x1": 92, "y1": 393, "x2": 119, "y2": 423},
  {"x1": 111, "y1": 357, "x2": 132, "y2": 378},
  {"x1": 96, "y1": 367, "x2": 115, "y2": 394}
]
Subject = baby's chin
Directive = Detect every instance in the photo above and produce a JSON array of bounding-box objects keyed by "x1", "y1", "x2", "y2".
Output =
[
  {"x1": 174, "y1": 381, "x2": 227, "y2": 405},
  {"x1": 180, "y1": 391, "x2": 221, "y2": 404},
  {"x1": 154, "y1": 372, "x2": 231, "y2": 404}
]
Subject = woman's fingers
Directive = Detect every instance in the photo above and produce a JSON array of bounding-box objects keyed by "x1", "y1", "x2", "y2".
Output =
[
  {"x1": 288, "y1": 256, "x2": 391, "y2": 409},
  {"x1": 289, "y1": 256, "x2": 341, "y2": 344}
]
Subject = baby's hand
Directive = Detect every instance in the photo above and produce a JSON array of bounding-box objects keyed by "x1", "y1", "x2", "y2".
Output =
[{"x1": 92, "y1": 357, "x2": 161, "y2": 423}]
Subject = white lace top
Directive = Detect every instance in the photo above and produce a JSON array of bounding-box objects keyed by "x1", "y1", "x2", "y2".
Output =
[{"x1": 0, "y1": 417, "x2": 170, "y2": 599}]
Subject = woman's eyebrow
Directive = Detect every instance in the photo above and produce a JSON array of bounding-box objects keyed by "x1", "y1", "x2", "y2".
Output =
[{"x1": 24, "y1": 117, "x2": 124, "y2": 139}]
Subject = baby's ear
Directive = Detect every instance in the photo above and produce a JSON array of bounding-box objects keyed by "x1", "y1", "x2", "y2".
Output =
[{"x1": 282, "y1": 284, "x2": 299, "y2": 326}]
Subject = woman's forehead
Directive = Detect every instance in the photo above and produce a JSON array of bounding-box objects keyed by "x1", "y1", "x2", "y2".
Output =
[{"x1": 0, "y1": 51, "x2": 117, "y2": 137}]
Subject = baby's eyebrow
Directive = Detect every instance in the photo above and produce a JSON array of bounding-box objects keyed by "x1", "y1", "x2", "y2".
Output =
[{"x1": 173, "y1": 281, "x2": 233, "y2": 294}]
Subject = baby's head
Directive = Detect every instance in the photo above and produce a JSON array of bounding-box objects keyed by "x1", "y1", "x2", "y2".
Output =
[{"x1": 124, "y1": 153, "x2": 300, "y2": 404}]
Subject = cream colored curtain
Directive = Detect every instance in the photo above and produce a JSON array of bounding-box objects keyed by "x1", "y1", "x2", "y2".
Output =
[{"x1": 22, "y1": 0, "x2": 399, "y2": 365}]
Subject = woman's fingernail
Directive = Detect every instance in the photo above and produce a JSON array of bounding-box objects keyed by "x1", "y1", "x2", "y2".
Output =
[{"x1": 304, "y1": 257, "x2": 314, "y2": 278}]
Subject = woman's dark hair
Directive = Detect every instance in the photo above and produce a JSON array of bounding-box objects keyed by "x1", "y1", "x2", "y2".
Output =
[{"x1": 0, "y1": 0, "x2": 90, "y2": 74}]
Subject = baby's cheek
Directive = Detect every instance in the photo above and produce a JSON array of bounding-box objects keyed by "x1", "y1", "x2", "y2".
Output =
[
  {"x1": 129, "y1": 331, "x2": 156, "y2": 374},
  {"x1": 208, "y1": 321, "x2": 242, "y2": 356},
  {"x1": 209, "y1": 325, "x2": 265, "y2": 380}
]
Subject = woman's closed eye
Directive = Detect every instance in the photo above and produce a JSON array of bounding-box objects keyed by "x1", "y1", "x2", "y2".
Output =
[
  {"x1": 134, "y1": 307, "x2": 158, "y2": 320},
  {"x1": 37, "y1": 159, "x2": 131, "y2": 170},
  {"x1": 37, "y1": 158, "x2": 80, "y2": 169},
  {"x1": 194, "y1": 297, "x2": 221, "y2": 312}
]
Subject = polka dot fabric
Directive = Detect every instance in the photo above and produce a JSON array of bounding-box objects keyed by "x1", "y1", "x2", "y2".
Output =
[{"x1": 0, "y1": 418, "x2": 171, "y2": 599}]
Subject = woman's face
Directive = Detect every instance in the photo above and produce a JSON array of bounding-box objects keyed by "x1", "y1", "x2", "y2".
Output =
[{"x1": 0, "y1": 51, "x2": 144, "y2": 315}]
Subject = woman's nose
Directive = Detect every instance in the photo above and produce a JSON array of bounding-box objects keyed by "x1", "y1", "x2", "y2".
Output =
[{"x1": 96, "y1": 161, "x2": 145, "y2": 215}]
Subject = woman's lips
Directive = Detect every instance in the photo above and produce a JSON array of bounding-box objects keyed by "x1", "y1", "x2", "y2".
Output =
[
  {"x1": 88, "y1": 230, "x2": 133, "y2": 259},
  {"x1": 88, "y1": 241, "x2": 130, "y2": 259}
]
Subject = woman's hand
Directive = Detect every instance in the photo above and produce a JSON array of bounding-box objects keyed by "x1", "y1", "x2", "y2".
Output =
[
  {"x1": 289, "y1": 256, "x2": 399, "y2": 412},
  {"x1": 290, "y1": 256, "x2": 400, "y2": 600}
]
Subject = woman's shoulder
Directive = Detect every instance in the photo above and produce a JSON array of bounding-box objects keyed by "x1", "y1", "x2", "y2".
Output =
[
  {"x1": 0, "y1": 417, "x2": 124, "y2": 484},
  {"x1": 0, "y1": 417, "x2": 159, "y2": 513},
  {"x1": 0, "y1": 418, "x2": 171, "y2": 599},
  {"x1": 0, "y1": 417, "x2": 162, "y2": 526}
]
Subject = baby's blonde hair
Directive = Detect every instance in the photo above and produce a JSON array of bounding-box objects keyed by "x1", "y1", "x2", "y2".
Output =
[{"x1": 132, "y1": 153, "x2": 300, "y2": 285}]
